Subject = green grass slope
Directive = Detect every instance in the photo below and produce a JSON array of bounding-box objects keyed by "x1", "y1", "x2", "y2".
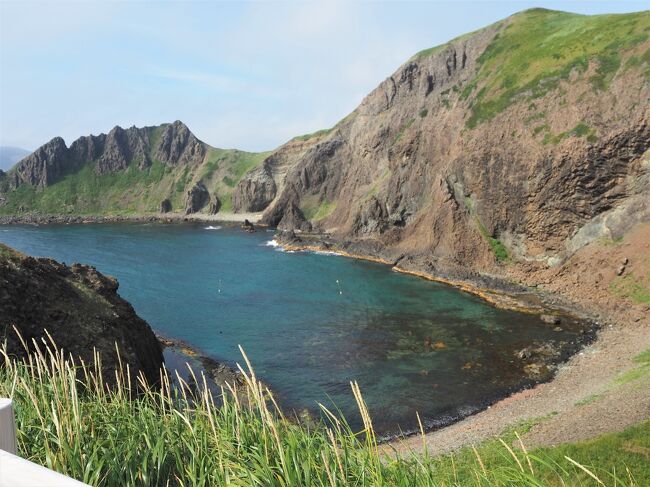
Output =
[{"x1": 462, "y1": 9, "x2": 650, "y2": 127}]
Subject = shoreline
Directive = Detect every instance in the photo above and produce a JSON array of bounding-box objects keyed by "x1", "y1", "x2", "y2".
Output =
[
  {"x1": 275, "y1": 231, "x2": 650, "y2": 451},
  {"x1": 0, "y1": 211, "x2": 264, "y2": 226},
  {"x1": 280, "y1": 238, "x2": 584, "y2": 318}
]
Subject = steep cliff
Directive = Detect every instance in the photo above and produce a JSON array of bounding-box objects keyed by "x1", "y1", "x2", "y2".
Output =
[
  {"x1": 236, "y1": 8, "x2": 650, "y2": 277},
  {"x1": 2, "y1": 9, "x2": 649, "y2": 281},
  {"x1": 0, "y1": 244, "x2": 164, "y2": 386},
  {"x1": 0, "y1": 121, "x2": 268, "y2": 215}
]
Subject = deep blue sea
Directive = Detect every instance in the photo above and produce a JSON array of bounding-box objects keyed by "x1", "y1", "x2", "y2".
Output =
[{"x1": 0, "y1": 223, "x2": 583, "y2": 435}]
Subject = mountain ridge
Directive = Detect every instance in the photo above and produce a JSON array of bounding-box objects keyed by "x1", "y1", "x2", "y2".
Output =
[
  {"x1": 0, "y1": 120, "x2": 269, "y2": 215},
  {"x1": 1, "y1": 8, "x2": 649, "y2": 279},
  {"x1": 0, "y1": 146, "x2": 31, "y2": 171}
]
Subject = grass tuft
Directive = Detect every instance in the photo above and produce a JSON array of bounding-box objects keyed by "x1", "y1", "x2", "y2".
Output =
[{"x1": 1, "y1": 336, "x2": 649, "y2": 486}]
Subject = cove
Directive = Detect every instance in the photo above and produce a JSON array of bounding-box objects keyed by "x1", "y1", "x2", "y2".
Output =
[{"x1": 0, "y1": 223, "x2": 588, "y2": 436}]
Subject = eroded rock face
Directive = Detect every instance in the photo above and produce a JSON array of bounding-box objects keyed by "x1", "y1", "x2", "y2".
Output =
[
  {"x1": 185, "y1": 181, "x2": 211, "y2": 214},
  {"x1": 5, "y1": 120, "x2": 208, "y2": 191},
  {"x1": 10, "y1": 137, "x2": 71, "y2": 189},
  {"x1": 277, "y1": 201, "x2": 312, "y2": 232},
  {"x1": 253, "y1": 13, "x2": 650, "y2": 277},
  {"x1": 232, "y1": 162, "x2": 276, "y2": 212},
  {"x1": 96, "y1": 126, "x2": 152, "y2": 174},
  {"x1": 0, "y1": 244, "x2": 163, "y2": 387},
  {"x1": 207, "y1": 197, "x2": 221, "y2": 214},
  {"x1": 154, "y1": 121, "x2": 206, "y2": 166}
]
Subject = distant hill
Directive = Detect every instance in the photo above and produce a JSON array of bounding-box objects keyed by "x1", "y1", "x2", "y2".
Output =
[
  {"x1": 0, "y1": 121, "x2": 269, "y2": 215},
  {"x1": 0, "y1": 146, "x2": 31, "y2": 171}
]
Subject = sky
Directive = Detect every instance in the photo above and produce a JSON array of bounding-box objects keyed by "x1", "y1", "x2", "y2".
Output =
[{"x1": 0, "y1": 1, "x2": 647, "y2": 152}]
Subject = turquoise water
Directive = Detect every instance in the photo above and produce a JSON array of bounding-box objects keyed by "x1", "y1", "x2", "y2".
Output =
[{"x1": 0, "y1": 223, "x2": 585, "y2": 435}]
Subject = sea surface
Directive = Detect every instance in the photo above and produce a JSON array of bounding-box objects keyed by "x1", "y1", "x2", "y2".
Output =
[{"x1": 1, "y1": 223, "x2": 585, "y2": 436}]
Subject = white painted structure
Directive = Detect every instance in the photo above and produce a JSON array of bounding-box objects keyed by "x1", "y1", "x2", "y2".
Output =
[{"x1": 0, "y1": 399, "x2": 90, "y2": 487}]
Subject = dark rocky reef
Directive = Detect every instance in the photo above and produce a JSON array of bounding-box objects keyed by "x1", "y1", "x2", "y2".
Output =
[{"x1": 0, "y1": 244, "x2": 164, "y2": 387}]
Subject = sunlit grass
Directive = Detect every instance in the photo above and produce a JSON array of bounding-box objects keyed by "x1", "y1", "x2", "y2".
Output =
[
  {"x1": 464, "y1": 9, "x2": 650, "y2": 127},
  {"x1": 1, "y1": 333, "x2": 647, "y2": 486}
]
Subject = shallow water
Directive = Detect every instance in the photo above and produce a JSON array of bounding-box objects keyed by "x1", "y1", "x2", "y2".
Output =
[{"x1": 1, "y1": 223, "x2": 584, "y2": 435}]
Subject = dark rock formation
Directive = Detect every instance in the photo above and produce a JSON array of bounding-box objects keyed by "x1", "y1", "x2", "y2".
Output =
[
  {"x1": 5, "y1": 121, "x2": 209, "y2": 191},
  {"x1": 232, "y1": 161, "x2": 276, "y2": 212},
  {"x1": 277, "y1": 201, "x2": 312, "y2": 232},
  {"x1": 0, "y1": 244, "x2": 163, "y2": 387},
  {"x1": 185, "y1": 181, "x2": 211, "y2": 214},
  {"x1": 207, "y1": 197, "x2": 221, "y2": 214},
  {"x1": 96, "y1": 126, "x2": 151, "y2": 174},
  {"x1": 160, "y1": 198, "x2": 172, "y2": 213},
  {"x1": 10, "y1": 137, "x2": 72, "y2": 189},
  {"x1": 241, "y1": 219, "x2": 256, "y2": 232},
  {"x1": 154, "y1": 121, "x2": 206, "y2": 166}
]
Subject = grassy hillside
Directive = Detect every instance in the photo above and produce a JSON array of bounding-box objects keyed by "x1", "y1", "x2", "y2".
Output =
[
  {"x1": 462, "y1": 9, "x2": 650, "y2": 127},
  {"x1": 2, "y1": 340, "x2": 649, "y2": 486},
  {"x1": 0, "y1": 147, "x2": 269, "y2": 216}
]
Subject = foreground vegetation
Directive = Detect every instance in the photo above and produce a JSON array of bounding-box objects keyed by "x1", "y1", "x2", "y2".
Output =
[{"x1": 1, "y1": 336, "x2": 648, "y2": 486}]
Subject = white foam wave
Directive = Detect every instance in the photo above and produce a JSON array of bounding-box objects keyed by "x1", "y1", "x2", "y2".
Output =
[{"x1": 204, "y1": 225, "x2": 222, "y2": 230}]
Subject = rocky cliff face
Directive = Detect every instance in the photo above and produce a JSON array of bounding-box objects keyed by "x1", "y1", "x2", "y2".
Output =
[
  {"x1": 238, "y1": 9, "x2": 650, "y2": 278},
  {"x1": 7, "y1": 121, "x2": 206, "y2": 190},
  {"x1": 9, "y1": 136, "x2": 71, "y2": 188},
  {"x1": 0, "y1": 244, "x2": 164, "y2": 387}
]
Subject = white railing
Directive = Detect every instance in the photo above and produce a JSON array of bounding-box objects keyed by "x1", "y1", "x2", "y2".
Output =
[{"x1": 0, "y1": 399, "x2": 90, "y2": 487}]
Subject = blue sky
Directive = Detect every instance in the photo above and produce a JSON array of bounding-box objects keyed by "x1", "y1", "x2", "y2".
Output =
[{"x1": 0, "y1": 1, "x2": 647, "y2": 152}]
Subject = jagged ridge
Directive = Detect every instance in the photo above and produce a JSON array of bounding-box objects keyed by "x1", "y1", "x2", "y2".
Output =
[{"x1": 0, "y1": 121, "x2": 268, "y2": 215}]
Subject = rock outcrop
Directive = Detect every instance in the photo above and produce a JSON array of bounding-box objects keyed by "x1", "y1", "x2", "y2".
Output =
[
  {"x1": 185, "y1": 181, "x2": 211, "y2": 214},
  {"x1": 160, "y1": 198, "x2": 172, "y2": 213},
  {"x1": 6, "y1": 121, "x2": 208, "y2": 191},
  {"x1": 9, "y1": 136, "x2": 72, "y2": 189},
  {"x1": 0, "y1": 244, "x2": 164, "y2": 387},
  {"x1": 154, "y1": 120, "x2": 206, "y2": 166},
  {"x1": 207, "y1": 196, "x2": 221, "y2": 214},
  {"x1": 232, "y1": 162, "x2": 276, "y2": 212}
]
